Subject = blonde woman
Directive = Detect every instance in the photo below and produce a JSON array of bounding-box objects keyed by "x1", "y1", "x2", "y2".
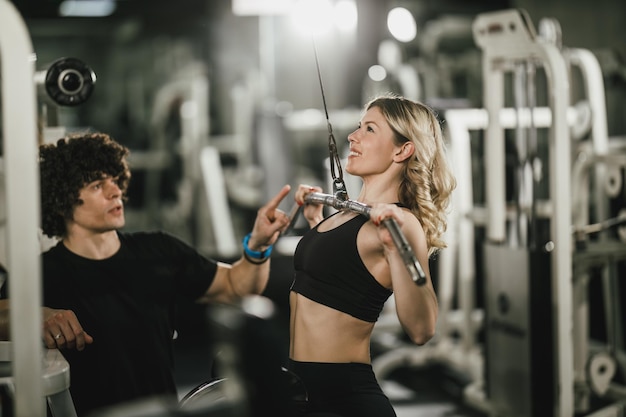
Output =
[{"x1": 289, "y1": 94, "x2": 456, "y2": 417}]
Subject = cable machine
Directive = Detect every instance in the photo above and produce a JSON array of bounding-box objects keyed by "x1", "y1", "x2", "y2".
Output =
[
  {"x1": 472, "y1": 9, "x2": 573, "y2": 417},
  {"x1": 440, "y1": 25, "x2": 626, "y2": 416},
  {"x1": 472, "y1": 8, "x2": 626, "y2": 417}
]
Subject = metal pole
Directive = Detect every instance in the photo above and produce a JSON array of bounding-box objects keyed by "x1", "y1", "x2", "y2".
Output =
[{"x1": 0, "y1": 1, "x2": 45, "y2": 416}]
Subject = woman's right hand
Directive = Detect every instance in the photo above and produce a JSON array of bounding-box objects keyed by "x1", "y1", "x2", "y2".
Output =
[{"x1": 295, "y1": 184, "x2": 325, "y2": 228}]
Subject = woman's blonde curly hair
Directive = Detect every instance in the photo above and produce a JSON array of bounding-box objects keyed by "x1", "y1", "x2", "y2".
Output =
[{"x1": 366, "y1": 94, "x2": 456, "y2": 256}]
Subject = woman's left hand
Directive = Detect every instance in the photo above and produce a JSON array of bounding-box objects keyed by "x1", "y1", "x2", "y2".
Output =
[{"x1": 368, "y1": 203, "x2": 407, "y2": 250}]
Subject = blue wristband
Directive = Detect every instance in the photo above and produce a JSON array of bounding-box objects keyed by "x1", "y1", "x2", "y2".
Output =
[{"x1": 243, "y1": 233, "x2": 273, "y2": 259}]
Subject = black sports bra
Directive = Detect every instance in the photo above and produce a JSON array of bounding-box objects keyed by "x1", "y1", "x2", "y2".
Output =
[{"x1": 290, "y1": 213, "x2": 392, "y2": 322}]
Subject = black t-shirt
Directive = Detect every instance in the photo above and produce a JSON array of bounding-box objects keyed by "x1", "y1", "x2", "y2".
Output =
[{"x1": 42, "y1": 231, "x2": 216, "y2": 416}]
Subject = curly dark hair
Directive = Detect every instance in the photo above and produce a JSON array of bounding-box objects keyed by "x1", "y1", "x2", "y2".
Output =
[{"x1": 39, "y1": 132, "x2": 131, "y2": 238}]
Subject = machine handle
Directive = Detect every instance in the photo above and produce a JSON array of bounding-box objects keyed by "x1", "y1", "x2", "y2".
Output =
[{"x1": 305, "y1": 192, "x2": 427, "y2": 286}]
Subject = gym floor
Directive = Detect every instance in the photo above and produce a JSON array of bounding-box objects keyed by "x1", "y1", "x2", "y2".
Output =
[{"x1": 381, "y1": 366, "x2": 486, "y2": 417}]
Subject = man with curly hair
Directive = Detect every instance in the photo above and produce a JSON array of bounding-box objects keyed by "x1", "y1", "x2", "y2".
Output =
[{"x1": 2, "y1": 132, "x2": 292, "y2": 416}]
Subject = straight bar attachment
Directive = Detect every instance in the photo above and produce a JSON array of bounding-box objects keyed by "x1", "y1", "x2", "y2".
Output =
[{"x1": 305, "y1": 192, "x2": 427, "y2": 286}]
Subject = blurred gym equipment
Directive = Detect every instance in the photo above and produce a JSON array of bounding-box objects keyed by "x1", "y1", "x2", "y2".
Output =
[
  {"x1": 372, "y1": 8, "x2": 626, "y2": 417},
  {"x1": 92, "y1": 295, "x2": 306, "y2": 417}
]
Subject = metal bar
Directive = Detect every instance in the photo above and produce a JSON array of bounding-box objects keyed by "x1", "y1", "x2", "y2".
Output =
[
  {"x1": 283, "y1": 203, "x2": 303, "y2": 236},
  {"x1": 444, "y1": 110, "x2": 479, "y2": 352},
  {"x1": 0, "y1": 1, "x2": 45, "y2": 416},
  {"x1": 199, "y1": 147, "x2": 239, "y2": 258},
  {"x1": 305, "y1": 192, "x2": 427, "y2": 286}
]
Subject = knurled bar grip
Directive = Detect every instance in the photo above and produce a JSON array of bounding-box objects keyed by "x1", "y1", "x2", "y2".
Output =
[{"x1": 305, "y1": 192, "x2": 427, "y2": 286}]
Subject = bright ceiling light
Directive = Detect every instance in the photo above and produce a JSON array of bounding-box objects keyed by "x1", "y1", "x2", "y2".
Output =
[
  {"x1": 333, "y1": 0, "x2": 357, "y2": 33},
  {"x1": 59, "y1": 0, "x2": 116, "y2": 17},
  {"x1": 368, "y1": 65, "x2": 387, "y2": 82},
  {"x1": 232, "y1": 0, "x2": 293, "y2": 16},
  {"x1": 387, "y1": 7, "x2": 417, "y2": 43},
  {"x1": 291, "y1": 0, "x2": 334, "y2": 37}
]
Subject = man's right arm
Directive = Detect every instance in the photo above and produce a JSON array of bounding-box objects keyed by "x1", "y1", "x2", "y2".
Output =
[{"x1": 42, "y1": 307, "x2": 93, "y2": 350}]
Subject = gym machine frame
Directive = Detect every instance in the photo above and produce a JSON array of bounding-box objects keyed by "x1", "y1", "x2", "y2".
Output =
[
  {"x1": 442, "y1": 104, "x2": 582, "y2": 416},
  {"x1": 0, "y1": 1, "x2": 45, "y2": 416},
  {"x1": 0, "y1": 2, "x2": 79, "y2": 416},
  {"x1": 472, "y1": 9, "x2": 573, "y2": 417}
]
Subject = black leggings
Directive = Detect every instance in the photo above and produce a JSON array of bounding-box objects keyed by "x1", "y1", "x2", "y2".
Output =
[{"x1": 288, "y1": 359, "x2": 397, "y2": 417}]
